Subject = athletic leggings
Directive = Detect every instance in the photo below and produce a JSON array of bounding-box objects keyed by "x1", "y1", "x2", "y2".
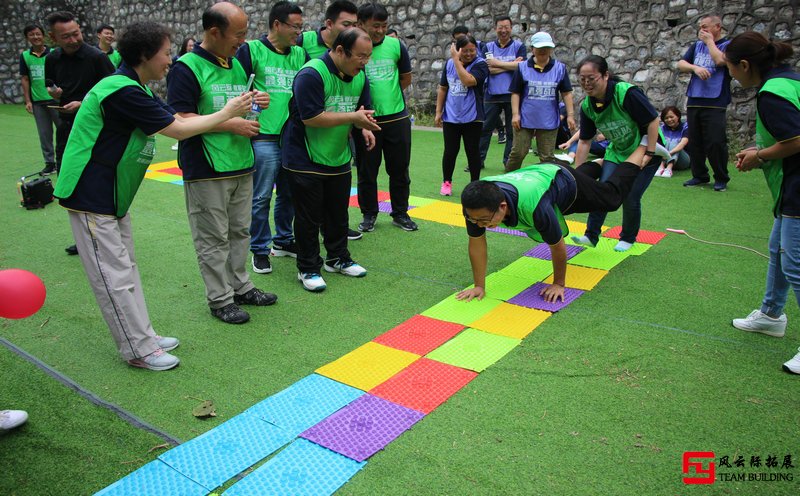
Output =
[{"x1": 442, "y1": 121, "x2": 483, "y2": 183}]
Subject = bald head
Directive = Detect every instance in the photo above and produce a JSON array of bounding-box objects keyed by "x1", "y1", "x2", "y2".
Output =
[{"x1": 201, "y1": 1, "x2": 248, "y2": 58}]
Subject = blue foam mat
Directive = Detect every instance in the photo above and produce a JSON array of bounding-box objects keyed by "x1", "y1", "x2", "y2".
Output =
[
  {"x1": 94, "y1": 460, "x2": 207, "y2": 496},
  {"x1": 246, "y1": 374, "x2": 364, "y2": 437},
  {"x1": 224, "y1": 439, "x2": 366, "y2": 496},
  {"x1": 158, "y1": 412, "x2": 294, "y2": 491}
]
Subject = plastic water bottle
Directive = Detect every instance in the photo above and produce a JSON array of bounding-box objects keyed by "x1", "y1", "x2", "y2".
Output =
[
  {"x1": 245, "y1": 100, "x2": 261, "y2": 121},
  {"x1": 410, "y1": 114, "x2": 415, "y2": 126}
]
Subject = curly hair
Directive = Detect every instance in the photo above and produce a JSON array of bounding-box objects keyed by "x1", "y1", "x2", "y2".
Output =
[{"x1": 117, "y1": 21, "x2": 171, "y2": 67}]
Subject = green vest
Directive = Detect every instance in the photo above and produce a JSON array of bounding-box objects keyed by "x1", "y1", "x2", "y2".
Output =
[
  {"x1": 246, "y1": 39, "x2": 307, "y2": 135},
  {"x1": 301, "y1": 30, "x2": 328, "y2": 59},
  {"x1": 364, "y1": 37, "x2": 405, "y2": 117},
  {"x1": 581, "y1": 81, "x2": 642, "y2": 164},
  {"x1": 107, "y1": 49, "x2": 122, "y2": 68},
  {"x1": 178, "y1": 52, "x2": 254, "y2": 172},
  {"x1": 54, "y1": 75, "x2": 157, "y2": 217},
  {"x1": 303, "y1": 58, "x2": 365, "y2": 167},
  {"x1": 483, "y1": 164, "x2": 567, "y2": 243},
  {"x1": 757, "y1": 77, "x2": 800, "y2": 216},
  {"x1": 22, "y1": 49, "x2": 50, "y2": 102}
]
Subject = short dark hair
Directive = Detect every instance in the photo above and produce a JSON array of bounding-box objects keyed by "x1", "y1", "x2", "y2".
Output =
[
  {"x1": 178, "y1": 37, "x2": 196, "y2": 56},
  {"x1": 452, "y1": 25, "x2": 469, "y2": 37},
  {"x1": 23, "y1": 24, "x2": 44, "y2": 36},
  {"x1": 117, "y1": 21, "x2": 172, "y2": 68},
  {"x1": 325, "y1": 0, "x2": 358, "y2": 22},
  {"x1": 332, "y1": 27, "x2": 369, "y2": 52},
  {"x1": 660, "y1": 106, "x2": 682, "y2": 123},
  {"x1": 726, "y1": 31, "x2": 794, "y2": 77},
  {"x1": 202, "y1": 6, "x2": 229, "y2": 33},
  {"x1": 96, "y1": 24, "x2": 114, "y2": 34},
  {"x1": 455, "y1": 35, "x2": 477, "y2": 51},
  {"x1": 494, "y1": 16, "x2": 512, "y2": 25},
  {"x1": 461, "y1": 180, "x2": 505, "y2": 211},
  {"x1": 357, "y1": 3, "x2": 389, "y2": 23},
  {"x1": 386, "y1": 28, "x2": 397, "y2": 36},
  {"x1": 269, "y1": 1, "x2": 302, "y2": 29},
  {"x1": 46, "y1": 11, "x2": 76, "y2": 29}
]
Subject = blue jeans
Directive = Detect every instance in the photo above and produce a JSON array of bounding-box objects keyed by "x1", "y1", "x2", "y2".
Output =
[
  {"x1": 250, "y1": 140, "x2": 294, "y2": 255},
  {"x1": 760, "y1": 216, "x2": 800, "y2": 317},
  {"x1": 584, "y1": 159, "x2": 659, "y2": 244},
  {"x1": 568, "y1": 140, "x2": 607, "y2": 158}
]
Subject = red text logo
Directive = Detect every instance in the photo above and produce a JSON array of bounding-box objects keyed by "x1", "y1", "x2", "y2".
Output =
[{"x1": 683, "y1": 451, "x2": 716, "y2": 484}]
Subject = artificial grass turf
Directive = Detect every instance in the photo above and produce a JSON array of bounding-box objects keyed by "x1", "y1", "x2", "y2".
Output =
[{"x1": 1, "y1": 103, "x2": 799, "y2": 495}]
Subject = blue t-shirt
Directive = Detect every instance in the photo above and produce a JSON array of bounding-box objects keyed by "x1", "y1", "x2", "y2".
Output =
[
  {"x1": 59, "y1": 64, "x2": 175, "y2": 215},
  {"x1": 682, "y1": 38, "x2": 732, "y2": 108},
  {"x1": 439, "y1": 57, "x2": 489, "y2": 123},
  {"x1": 660, "y1": 121, "x2": 688, "y2": 151},
  {"x1": 281, "y1": 52, "x2": 371, "y2": 174},
  {"x1": 480, "y1": 39, "x2": 527, "y2": 102}
]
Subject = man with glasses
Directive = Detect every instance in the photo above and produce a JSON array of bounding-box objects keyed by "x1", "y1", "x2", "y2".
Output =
[
  {"x1": 236, "y1": 1, "x2": 309, "y2": 274},
  {"x1": 282, "y1": 28, "x2": 379, "y2": 292},
  {"x1": 457, "y1": 147, "x2": 656, "y2": 303}
]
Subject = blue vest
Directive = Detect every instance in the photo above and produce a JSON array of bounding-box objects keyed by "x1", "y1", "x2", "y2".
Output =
[
  {"x1": 518, "y1": 59, "x2": 566, "y2": 130},
  {"x1": 686, "y1": 39, "x2": 730, "y2": 99},
  {"x1": 443, "y1": 58, "x2": 483, "y2": 124},
  {"x1": 484, "y1": 39, "x2": 523, "y2": 96},
  {"x1": 660, "y1": 122, "x2": 687, "y2": 151}
]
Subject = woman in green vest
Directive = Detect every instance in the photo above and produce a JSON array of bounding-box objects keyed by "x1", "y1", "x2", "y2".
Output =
[
  {"x1": 54, "y1": 21, "x2": 252, "y2": 371},
  {"x1": 725, "y1": 32, "x2": 800, "y2": 375}
]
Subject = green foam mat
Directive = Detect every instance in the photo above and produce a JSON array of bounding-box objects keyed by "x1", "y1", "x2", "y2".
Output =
[
  {"x1": 568, "y1": 247, "x2": 630, "y2": 270},
  {"x1": 421, "y1": 294, "x2": 503, "y2": 326},
  {"x1": 426, "y1": 328, "x2": 521, "y2": 372},
  {"x1": 470, "y1": 272, "x2": 534, "y2": 301},
  {"x1": 407, "y1": 195, "x2": 438, "y2": 207},
  {"x1": 496, "y1": 257, "x2": 553, "y2": 282}
]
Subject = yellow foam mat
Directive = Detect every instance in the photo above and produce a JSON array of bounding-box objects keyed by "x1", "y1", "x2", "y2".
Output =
[
  {"x1": 315, "y1": 341, "x2": 420, "y2": 391},
  {"x1": 144, "y1": 171, "x2": 174, "y2": 180},
  {"x1": 408, "y1": 200, "x2": 465, "y2": 227},
  {"x1": 469, "y1": 302, "x2": 551, "y2": 339},
  {"x1": 148, "y1": 159, "x2": 178, "y2": 171},
  {"x1": 544, "y1": 264, "x2": 608, "y2": 290}
]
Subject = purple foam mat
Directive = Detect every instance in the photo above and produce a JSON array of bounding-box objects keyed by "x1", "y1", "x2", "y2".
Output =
[
  {"x1": 486, "y1": 226, "x2": 528, "y2": 237},
  {"x1": 377, "y1": 202, "x2": 416, "y2": 214},
  {"x1": 300, "y1": 394, "x2": 424, "y2": 462},
  {"x1": 524, "y1": 243, "x2": 585, "y2": 261},
  {"x1": 507, "y1": 282, "x2": 584, "y2": 312}
]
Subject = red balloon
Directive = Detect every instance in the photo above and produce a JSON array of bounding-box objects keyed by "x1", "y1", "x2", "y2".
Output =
[{"x1": 0, "y1": 269, "x2": 47, "y2": 319}]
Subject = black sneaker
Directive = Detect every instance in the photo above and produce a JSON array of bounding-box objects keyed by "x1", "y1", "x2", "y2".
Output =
[
  {"x1": 713, "y1": 181, "x2": 727, "y2": 192},
  {"x1": 252, "y1": 254, "x2": 272, "y2": 274},
  {"x1": 683, "y1": 177, "x2": 710, "y2": 187},
  {"x1": 348, "y1": 228, "x2": 363, "y2": 240},
  {"x1": 497, "y1": 135, "x2": 507, "y2": 144},
  {"x1": 271, "y1": 241, "x2": 297, "y2": 258},
  {"x1": 392, "y1": 214, "x2": 418, "y2": 231},
  {"x1": 40, "y1": 163, "x2": 56, "y2": 176},
  {"x1": 210, "y1": 303, "x2": 250, "y2": 324},
  {"x1": 234, "y1": 287, "x2": 277, "y2": 306},
  {"x1": 65, "y1": 244, "x2": 78, "y2": 255},
  {"x1": 358, "y1": 215, "x2": 376, "y2": 232}
]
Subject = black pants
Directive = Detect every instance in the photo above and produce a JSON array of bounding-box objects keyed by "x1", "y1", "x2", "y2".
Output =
[
  {"x1": 287, "y1": 169, "x2": 351, "y2": 274},
  {"x1": 442, "y1": 121, "x2": 483, "y2": 182},
  {"x1": 687, "y1": 107, "x2": 729, "y2": 184},
  {"x1": 562, "y1": 160, "x2": 654, "y2": 215},
  {"x1": 354, "y1": 118, "x2": 411, "y2": 218},
  {"x1": 55, "y1": 115, "x2": 74, "y2": 172}
]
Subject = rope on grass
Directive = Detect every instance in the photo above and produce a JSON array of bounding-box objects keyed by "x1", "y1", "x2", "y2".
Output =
[
  {"x1": 666, "y1": 228, "x2": 769, "y2": 260},
  {"x1": 0, "y1": 336, "x2": 182, "y2": 446}
]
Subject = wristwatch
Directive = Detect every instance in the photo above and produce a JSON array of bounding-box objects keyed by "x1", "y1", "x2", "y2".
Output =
[{"x1": 644, "y1": 150, "x2": 656, "y2": 157}]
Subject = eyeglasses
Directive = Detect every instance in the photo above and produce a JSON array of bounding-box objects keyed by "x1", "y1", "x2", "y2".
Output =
[
  {"x1": 279, "y1": 20, "x2": 304, "y2": 32},
  {"x1": 465, "y1": 208, "x2": 498, "y2": 225},
  {"x1": 579, "y1": 75, "x2": 601, "y2": 84}
]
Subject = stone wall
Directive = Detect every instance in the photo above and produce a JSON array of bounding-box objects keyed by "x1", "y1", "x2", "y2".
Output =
[{"x1": 2, "y1": 0, "x2": 798, "y2": 142}]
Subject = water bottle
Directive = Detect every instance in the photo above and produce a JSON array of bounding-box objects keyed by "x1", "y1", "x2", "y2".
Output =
[
  {"x1": 410, "y1": 114, "x2": 415, "y2": 126},
  {"x1": 245, "y1": 99, "x2": 261, "y2": 121}
]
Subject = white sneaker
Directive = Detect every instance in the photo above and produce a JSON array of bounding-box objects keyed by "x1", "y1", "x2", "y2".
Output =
[
  {"x1": 324, "y1": 258, "x2": 367, "y2": 277},
  {"x1": 570, "y1": 235, "x2": 596, "y2": 248},
  {"x1": 655, "y1": 166, "x2": 664, "y2": 177},
  {"x1": 127, "y1": 349, "x2": 180, "y2": 371},
  {"x1": 783, "y1": 348, "x2": 800, "y2": 374},
  {"x1": 0, "y1": 410, "x2": 28, "y2": 430},
  {"x1": 614, "y1": 240, "x2": 633, "y2": 252},
  {"x1": 662, "y1": 168, "x2": 673, "y2": 178},
  {"x1": 171, "y1": 143, "x2": 179, "y2": 151},
  {"x1": 554, "y1": 153, "x2": 574, "y2": 164},
  {"x1": 732, "y1": 310, "x2": 787, "y2": 337},
  {"x1": 298, "y1": 272, "x2": 327, "y2": 292},
  {"x1": 156, "y1": 335, "x2": 180, "y2": 352}
]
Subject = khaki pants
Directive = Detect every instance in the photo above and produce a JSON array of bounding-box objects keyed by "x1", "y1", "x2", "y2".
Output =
[
  {"x1": 69, "y1": 211, "x2": 160, "y2": 361},
  {"x1": 184, "y1": 174, "x2": 255, "y2": 309},
  {"x1": 505, "y1": 127, "x2": 558, "y2": 172}
]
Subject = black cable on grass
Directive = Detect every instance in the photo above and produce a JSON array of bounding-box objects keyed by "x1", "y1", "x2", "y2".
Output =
[{"x1": 0, "y1": 336, "x2": 182, "y2": 446}]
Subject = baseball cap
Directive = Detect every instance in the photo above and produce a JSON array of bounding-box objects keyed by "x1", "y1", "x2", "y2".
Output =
[{"x1": 529, "y1": 31, "x2": 555, "y2": 48}]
